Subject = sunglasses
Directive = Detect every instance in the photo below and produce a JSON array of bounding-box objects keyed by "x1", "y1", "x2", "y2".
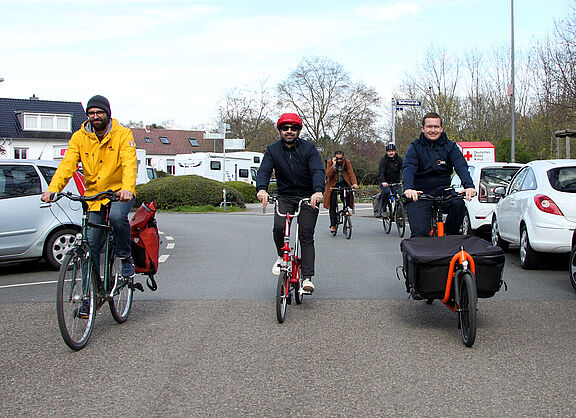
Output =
[{"x1": 279, "y1": 125, "x2": 300, "y2": 132}]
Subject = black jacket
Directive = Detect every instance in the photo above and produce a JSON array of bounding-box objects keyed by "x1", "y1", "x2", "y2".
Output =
[
  {"x1": 402, "y1": 132, "x2": 474, "y2": 195},
  {"x1": 378, "y1": 154, "x2": 403, "y2": 184},
  {"x1": 256, "y1": 138, "x2": 325, "y2": 197}
]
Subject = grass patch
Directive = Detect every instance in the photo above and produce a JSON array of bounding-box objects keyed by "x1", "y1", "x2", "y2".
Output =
[{"x1": 167, "y1": 205, "x2": 246, "y2": 213}]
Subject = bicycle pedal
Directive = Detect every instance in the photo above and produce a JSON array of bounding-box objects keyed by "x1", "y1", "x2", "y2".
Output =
[
  {"x1": 131, "y1": 282, "x2": 145, "y2": 292},
  {"x1": 299, "y1": 289, "x2": 312, "y2": 296}
]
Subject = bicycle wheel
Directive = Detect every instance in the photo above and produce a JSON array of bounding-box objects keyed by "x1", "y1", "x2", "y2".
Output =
[
  {"x1": 457, "y1": 271, "x2": 478, "y2": 347},
  {"x1": 395, "y1": 201, "x2": 406, "y2": 238},
  {"x1": 343, "y1": 213, "x2": 352, "y2": 239},
  {"x1": 56, "y1": 252, "x2": 97, "y2": 351},
  {"x1": 382, "y1": 201, "x2": 393, "y2": 234},
  {"x1": 276, "y1": 271, "x2": 289, "y2": 323},
  {"x1": 108, "y1": 256, "x2": 134, "y2": 324}
]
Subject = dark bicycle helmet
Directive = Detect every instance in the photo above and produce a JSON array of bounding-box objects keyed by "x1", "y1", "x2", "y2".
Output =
[
  {"x1": 277, "y1": 113, "x2": 303, "y2": 129},
  {"x1": 386, "y1": 143, "x2": 397, "y2": 151}
]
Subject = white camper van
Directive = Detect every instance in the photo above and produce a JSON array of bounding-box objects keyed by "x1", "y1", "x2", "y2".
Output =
[
  {"x1": 174, "y1": 151, "x2": 263, "y2": 185},
  {"x1": 136, "y1": 149, "x2": 158, "y2": 185}
]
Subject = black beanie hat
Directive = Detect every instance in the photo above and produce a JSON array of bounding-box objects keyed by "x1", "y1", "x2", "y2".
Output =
[{"x1": 86, "y1": 95, "x2": 111, "y2": 117}]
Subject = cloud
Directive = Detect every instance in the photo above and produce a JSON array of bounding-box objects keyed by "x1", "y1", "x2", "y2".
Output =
[{"x1": 356, "y1": 2, "x2": 422, "y2": 21}]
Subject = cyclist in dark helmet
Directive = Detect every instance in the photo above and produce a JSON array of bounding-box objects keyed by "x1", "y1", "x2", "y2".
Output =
[
  {"x1": 256, "y1": 113, "x2": 325, "y2": 293},
  {"x1": 378, "y1": 143, "x2": 403, "y2": 213}
]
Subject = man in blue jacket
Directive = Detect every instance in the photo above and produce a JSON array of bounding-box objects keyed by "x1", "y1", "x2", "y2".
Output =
[
  {"x1": 256, "y1": 113, "x2": 325, "y2": 293},
  {"x1": 402, "y1": 112, "x2": 476, "y2": 237}
]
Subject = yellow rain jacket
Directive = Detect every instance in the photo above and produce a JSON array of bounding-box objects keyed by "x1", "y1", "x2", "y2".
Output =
[{"x1": 48, "y1": 118, "x2": 137, "y2": 211}]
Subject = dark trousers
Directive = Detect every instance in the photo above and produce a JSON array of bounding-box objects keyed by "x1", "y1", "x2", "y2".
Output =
[
  {"x1": 329, "y1": 182, "x2": 351, "y2": 227},
  {"x1": 405, "y1": 198, "x2": 465, "y2": 237},
  {"x1": 87, "y1": 197, "x2": 135, "y2": 274},
  {"x1": 273, "y1": 195, "x2": 319, "y2": 278}
]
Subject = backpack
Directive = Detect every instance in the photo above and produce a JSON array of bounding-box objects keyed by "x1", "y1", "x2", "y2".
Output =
[
  {"x1": 372, "y1": 193, "x2": 384, "y2": 218},
  {"x1": 130, "y1": 200, "x2": 160, "y2": 291}
]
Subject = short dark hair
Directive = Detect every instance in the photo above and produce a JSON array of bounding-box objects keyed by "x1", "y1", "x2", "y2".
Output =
[
  {"x1": 421, "y1": 112, "x2": 443, "y2": 127},
  {"x1": 334, "y1": 150, "x2": 344, "y2": 157}
]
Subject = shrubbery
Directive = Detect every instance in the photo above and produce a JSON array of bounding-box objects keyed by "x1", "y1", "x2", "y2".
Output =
[
  {"x1": 135, "y1": 175, "x2": 245, "y2": 209},
  {"x1": 226, "y1": 181, "x2": 258, "y2": 203}
]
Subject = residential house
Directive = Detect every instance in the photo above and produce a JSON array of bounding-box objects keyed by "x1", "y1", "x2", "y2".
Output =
[
  {"x1": 131, "y1": 127, "x2": 213, "y2": 174},
  {"x1": 0, "y1": 96, "x2": 86, "y2": 160}
]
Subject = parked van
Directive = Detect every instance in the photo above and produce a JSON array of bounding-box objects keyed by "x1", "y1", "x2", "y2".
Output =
[
  {"x1": 174, "y1": 151, "x2": 263, "y2": 185},
  {"x1": 136, "y1": 149, "x2": 158, "y2": 185}
]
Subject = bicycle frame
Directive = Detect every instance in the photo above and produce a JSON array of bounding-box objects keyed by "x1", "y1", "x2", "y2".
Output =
[{"x1": 275, "y1": 199, "x2": 307, "y2": 288}]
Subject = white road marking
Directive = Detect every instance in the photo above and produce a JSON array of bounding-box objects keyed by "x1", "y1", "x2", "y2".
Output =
[
  {"x1": 159, "y1": 254, "x2": 170, "y2": 263},
  {"x1": 0, "y1": 280, "x2": 57, "y2": 289},
  {"x1": 165, "y1": 236, "x2": 174, "y2": 241},
  {"x1": 166, "y1": 243, "x2": 175, "y2": 249}
]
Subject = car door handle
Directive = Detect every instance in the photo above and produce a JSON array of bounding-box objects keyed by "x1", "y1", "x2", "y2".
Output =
[{"x1": 39, "y1": 203, "x2": 51, "y2": 208}]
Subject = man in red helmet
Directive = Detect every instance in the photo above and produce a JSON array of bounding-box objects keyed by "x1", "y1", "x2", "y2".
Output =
[{"x1": 256, "y1": 113, "x2": 325, "y2": 293}]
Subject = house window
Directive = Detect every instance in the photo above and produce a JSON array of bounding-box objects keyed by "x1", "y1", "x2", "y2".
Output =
[
  {"x1": 253, "y1": 156, "x2": 260, "y2": 164},
  {"x1": 159, "y1": 136, "x2": 170, "y2": 144},
  {"x1": 210, "y1": 161, "x2": 221, "y2": 170},
  {"x1": 167, "y1": 159, "x2": 175, "y2": 175},
  {"x1": 188, "y1": 138, "x2": 199, "y2": 147},
  {"x1": 22, "y1": 113, "x2": 72, "y2": 132},
  {"x1": 144, "y1": 136, "x2": 152, "y2": 143},
  {"x1": 14, "y1": 148, "x2": 28, "y2": 159},
  {"x1": 146, "y1": 158, "x2": 152, "y2": 166}
]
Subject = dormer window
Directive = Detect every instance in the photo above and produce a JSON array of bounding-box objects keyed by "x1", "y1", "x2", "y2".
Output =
[
  {"x1": 159, "y1": 136, "x2": 170, "y2": 144},
  {"x1": 188, "y1": 138, "x2": 199, "y2": 147},
  {"x1": 21, "y1": 112, "x2": 72, "y2": 132},
  {"x1": 144, "y1": 136, "x2": 152, "y2": 143}
]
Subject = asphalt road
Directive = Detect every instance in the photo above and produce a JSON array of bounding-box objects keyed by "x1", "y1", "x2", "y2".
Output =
[{"x1": 1, "y1": 205, "x2": 575, "y2": 416}]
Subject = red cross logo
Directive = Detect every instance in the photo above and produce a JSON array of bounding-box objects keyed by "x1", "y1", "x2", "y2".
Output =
[{"x1": 463, "y1": 151, "x2": 473, "y2": 161}]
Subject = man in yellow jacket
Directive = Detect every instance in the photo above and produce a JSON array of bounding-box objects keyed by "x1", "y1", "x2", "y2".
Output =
[{"x1": 41, "y1": 95, "x2": 138, "y2": 286}]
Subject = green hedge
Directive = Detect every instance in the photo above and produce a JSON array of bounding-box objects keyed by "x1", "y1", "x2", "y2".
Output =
[
  {"x1": 135, "y1": 175, "x2": 245, "y2": 209},
  {"x1": 226, "y1": 181, "x2": 258, "y2": 203}
]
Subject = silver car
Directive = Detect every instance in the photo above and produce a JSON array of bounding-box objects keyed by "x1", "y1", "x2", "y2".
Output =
[{"x1": 0, "y1": 159, "x2": 84, "y2": 268}]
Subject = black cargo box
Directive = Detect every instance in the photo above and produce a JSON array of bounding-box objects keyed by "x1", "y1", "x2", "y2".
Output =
[{"x1": 400, "y1": 235, "x2": 505, "y2": 299}]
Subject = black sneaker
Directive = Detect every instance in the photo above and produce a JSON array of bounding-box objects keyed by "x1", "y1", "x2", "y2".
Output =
[
  {"x1": 75, "y1": 301, "x2": 90, "y2": 319},
  {"x1": 121, "y1": 257, "x2": 135, "y2": 278}
]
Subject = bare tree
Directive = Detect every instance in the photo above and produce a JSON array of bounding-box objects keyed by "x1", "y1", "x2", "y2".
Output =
[
  {"x1": 277, "y1": 56, "x2": 381, "y2": 150},
  {"x1": 218, "y1": 80, "x2": 277, "y2": 151}
]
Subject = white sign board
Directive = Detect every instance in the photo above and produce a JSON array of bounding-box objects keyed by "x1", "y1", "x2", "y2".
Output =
[
  {"x1": 225, "y1": 138, "x2": 245, "y2": 150},
  {"x1": 205, "y1": 132, "x2": 225, "y2": 140},
  {"x1": 395, "y1": 99, "x2": 421, "y2": 106},
  {"x1": 457, "y1": 145, "x2": 496, "y2": 162}
]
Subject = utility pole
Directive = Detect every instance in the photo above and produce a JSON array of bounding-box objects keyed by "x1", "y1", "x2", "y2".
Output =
[{"x1": 510, "y1": 0, "x2": 516, "y2": 162}]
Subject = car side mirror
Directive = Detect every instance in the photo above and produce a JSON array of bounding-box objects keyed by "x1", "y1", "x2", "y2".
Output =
[{"x1": 493, "y1": 186, "x2": 506, "y2": 199}]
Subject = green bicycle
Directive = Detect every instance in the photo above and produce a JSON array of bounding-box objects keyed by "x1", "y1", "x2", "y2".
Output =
[{"x1": 51, "y1": 190, "x2": 137, "y2": 350}]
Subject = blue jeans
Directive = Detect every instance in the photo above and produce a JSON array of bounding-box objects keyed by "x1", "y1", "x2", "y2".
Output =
[{"x1": 87, "y1": 197, "x2": 135, "y2": 273}]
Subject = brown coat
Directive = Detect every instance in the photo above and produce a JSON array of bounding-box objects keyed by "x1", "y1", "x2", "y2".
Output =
[{"x1": 323, "y1": 158, "x2": 358, "y2": 209}]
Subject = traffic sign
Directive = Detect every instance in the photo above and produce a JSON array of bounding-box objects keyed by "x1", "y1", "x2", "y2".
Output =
[
  {"x1": 205, "y1": 132, "x2": 225, "y2": 140},
  {"x1": 395, "y1": 99, "x2": 421, "y2": 106}
]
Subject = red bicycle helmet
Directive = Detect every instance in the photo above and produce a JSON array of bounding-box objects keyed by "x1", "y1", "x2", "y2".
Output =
[{"x1": 277, "y1": 113, "x2": 303, "y2": 129}]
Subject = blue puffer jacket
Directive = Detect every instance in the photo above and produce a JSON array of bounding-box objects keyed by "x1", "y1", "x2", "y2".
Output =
[
  {"x1": 256, "y1": 138, "x2": 325, "y2": 197},
  {"x1": 402, "y1": 132, "x2": 474, "y2": 195}
]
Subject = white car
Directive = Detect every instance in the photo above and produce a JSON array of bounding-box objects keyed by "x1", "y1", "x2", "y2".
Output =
[
  {"x1": 0, "y1": 159, "x2": 84, "y2": 268},
  {"x1": 451, "y1": 162, "x2": 524, "y2": 234},
  {"x1": 491, "y1": 159, "x2": 576, "y2": 269}
]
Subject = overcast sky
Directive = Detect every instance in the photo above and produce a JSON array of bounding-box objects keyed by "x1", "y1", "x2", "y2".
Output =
[{"x1": 0, "y1": 0, "x2": 570, "y2": 130}]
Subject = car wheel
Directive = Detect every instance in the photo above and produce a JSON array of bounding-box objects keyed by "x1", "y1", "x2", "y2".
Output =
[
  {"x1": 569, "y1": 244, "x2": 576, "y2": 292},
  {"x1": 45, "y1": 228, "x2": 77, "y2": 269},
  {"x1": 519, "y1": 225, "x2": 540, "y2": 270},
  {"x1": 491, "y1": 217, "x2": 509, "y2": 251},
  {"x1": 461, "y1": 210, "x2": 472, "y2": 235}
]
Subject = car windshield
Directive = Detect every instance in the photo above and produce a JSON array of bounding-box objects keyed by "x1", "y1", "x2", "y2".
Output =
[{"x1": 548, "y1": 166, "x2": 576, "y2": 193}]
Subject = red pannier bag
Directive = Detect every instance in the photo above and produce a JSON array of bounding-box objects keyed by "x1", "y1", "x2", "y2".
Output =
[{"x1": 130, "y1": 200, "x2": 160, "y2": 291}]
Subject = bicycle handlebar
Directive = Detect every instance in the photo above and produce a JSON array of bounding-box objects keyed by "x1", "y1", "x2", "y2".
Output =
[
  {"x1": 269, "y1": 196, "x2": 311, "y2": 218},
  {"x1": 49, "y1": 190, "x2": 120, "y2": 204},
  {"x1": 417, "y1": 192, "x2": 465, "y2": 203}
]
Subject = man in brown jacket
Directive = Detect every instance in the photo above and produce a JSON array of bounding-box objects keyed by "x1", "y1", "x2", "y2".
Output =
[{"x1": 323, "y1": 150, "x2": 359, "y2": 232}]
